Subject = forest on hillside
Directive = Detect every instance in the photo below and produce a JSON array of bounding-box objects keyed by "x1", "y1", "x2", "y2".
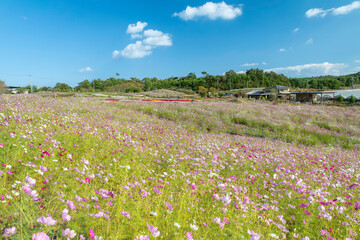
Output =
[{"x1": 12, "y1": 69, "x2": 360, "y2": 93}]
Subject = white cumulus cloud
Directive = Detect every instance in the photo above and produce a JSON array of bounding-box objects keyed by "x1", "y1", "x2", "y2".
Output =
[
  {"x1": 113, "y1": 41, "x2": 152, "y2": 59},
  {"x1": 241, "y1": 63, "x2": 258, "y2": 67},
  {"x1": 262, "y1": 62, "x2": 267, "y2": 65},
  {"x1": 126, "y1": 21, "x2": 148, "y2": 34},
  {"x1": 279, "y1": 48, "x2": 286, "y2": 52},
  {"x1": 265, "y1": 62, "x2": 347, "y2": 76},
  {"x1": 306, "y1": 1, "x2": 360, "y2": 18},
  {"x1": 173, "y1": 1, "x2": 243, "y2": 21},
  {"x1": 78, "y1": 67, "x2": 93, "y2": 73},
  {"x1": 113, "y1": 22, "x2": 172, "y2": 59}
]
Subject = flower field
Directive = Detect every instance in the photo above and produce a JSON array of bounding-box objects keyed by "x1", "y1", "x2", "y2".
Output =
[{"x1": 0, "y1": 95, "x2": 359, "y2": 239}]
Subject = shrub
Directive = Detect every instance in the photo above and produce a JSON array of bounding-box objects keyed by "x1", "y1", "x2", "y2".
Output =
[
  {"x1": 125, "y1": 86, "x2": 142, "y2": 93},
  {"x1": 349, "y1": 95, "x2": 355, "y2": 104},
  {"x1": 336, "y1": 95, "x2": 344, "y2": 102}
]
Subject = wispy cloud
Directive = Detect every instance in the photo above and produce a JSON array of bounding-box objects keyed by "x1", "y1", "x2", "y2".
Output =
[
  {"x1": 241, "y1": 63, "x2": 258, "y2": 67},
  {"x1": 279, "y1": 48, "x2": 286, "y2": 52},
  {"x1": 293, "y1": 28, "x2": 300, "y2": 33},
  {"x1": 355, "y1": 59, "x2": 360, "y2": 63},
  {"x1": 113, "y1": 22, "x2": 172, "y2": 59},
  {"x1": 173, "y1": 1, "x2": 243, "y2": 21},
  {"x1": 306, "y1": 38, "x2": 313, "y2": 45},
  {"x1": 265, "y1": 62, "x2": 347, "y2": 76},
  {"x1": 262, "y1": 62, "x2": 267, "y2": 65},
  {"x1": 78, "y1": 67, "x2": 93, "y2": 73},
  {"x1": 306, "y1": 1, "x2": 360, "y2": 18}
]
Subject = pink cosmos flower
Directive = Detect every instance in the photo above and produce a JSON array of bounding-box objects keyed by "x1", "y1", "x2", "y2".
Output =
[
  {"x1": 62, "y1": 208, "x2": 71, "y2": 222},
  {"x1": 166, "y1": 202, "x2": 173, "y2": 211},
  {"x1": 25, "y1": 176, "x2": 36, "y2": 186},
  {"x1": 147, "y1": 223, "x2": 160, "y2": 237},
  {"x1": 29, "y1": 190, "x2": 40, "y2": 201},
  {"x1": 67, "y1": 200, "x2": 76, "y2": 210},
  {"x1": 139, "y1": 189, "x2": 148, "y2": 197},
  {"x1": 39, "y1": 166, "x2": 48, "y2": 171},
  {"x1": 37, "y1": 216, "x2": 57, "y2": 225},
  {"x1": 120, "y1": 211, "x2": 131, "y2": 219},
  {"x1": 22, "y1": 185, "x2": 32, "y2": 194},
  {"x1": 189, "y1": 182, "x2": 196, "y2": 190},
  {"x1": 32, "y1": 232, "x2": 50, "y2": 240},
  {"x1": 186, "y1": 232, "x2": 193, "y2": 240},
  {"x1": 0, "y1": 143, "x2": 3, "y2": 147},
  {"x1": 248, "y1": 229, "x2": 261, "y2": 240},
  {"x1": 3, "y1": 227, "x2": 16, "y2": 237},
  {"x1": 153, "y1": 186, "x2": 161, "y2": 194},
  {"x1": 134, "y1": 236, "x2": 149, "y2": 240},
  {"x1": 62, "y1": 228, "x2": 77, "y2": 239}
]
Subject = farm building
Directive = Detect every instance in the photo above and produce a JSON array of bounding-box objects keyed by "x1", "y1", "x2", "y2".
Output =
[
  {"x1": 293, "y1": 91, "x2": 335, "y2": 103},
  {"x1": 247, "y1": 85, "x2": 292, "y2": 100}
]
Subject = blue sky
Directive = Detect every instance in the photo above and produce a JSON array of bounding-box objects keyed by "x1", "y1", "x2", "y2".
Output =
[{"x1": 0, "y1": 0, "x2": 360, "y2": 87}]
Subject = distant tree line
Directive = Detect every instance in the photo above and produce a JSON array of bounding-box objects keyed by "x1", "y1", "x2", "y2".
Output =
[{"x1": 17, "y1": 70, "x2": 360, "y2": 93}]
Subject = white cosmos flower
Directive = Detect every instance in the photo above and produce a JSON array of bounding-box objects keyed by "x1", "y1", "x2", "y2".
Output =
[{"x1": 190, "y1": 224, "x2": 198, "y2": 231}]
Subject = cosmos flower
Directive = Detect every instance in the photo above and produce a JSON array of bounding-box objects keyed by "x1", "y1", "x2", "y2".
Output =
[
  {"x1": 62, "y1": 208, "x2": 71, "y2": 222},
  {"x1": 25, "y1": 176, "x2": 36, "y2": 186},
  {"x1": 62, "y1": 228, "x2": 77, "y2": 239},
  {"x1": 37, "y1": 216, "x2": 57, "y2": 225},
  {"x1": 32, "y1": 232, "x2": 50, "y2": 240},
  {"x1": 67, "y1": 200, "x2": 76, "y2": 210},
  {"x1": 3, "y1": 227, "x2": 16, "y2": 237}
]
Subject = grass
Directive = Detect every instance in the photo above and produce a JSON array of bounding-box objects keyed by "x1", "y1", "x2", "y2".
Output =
[{"x1": 0, "y1": 95, "x2": 359, "y2": 239}]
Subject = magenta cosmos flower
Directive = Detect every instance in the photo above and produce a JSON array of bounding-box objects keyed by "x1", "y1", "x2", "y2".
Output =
[{"x1": 32, "y1": 232, "x2": 50, "y2": 240}]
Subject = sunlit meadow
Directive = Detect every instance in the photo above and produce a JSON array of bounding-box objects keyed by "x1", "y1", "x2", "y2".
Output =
[{"x1": 1, "y1": 95, "x2": 360, "y2": 240}]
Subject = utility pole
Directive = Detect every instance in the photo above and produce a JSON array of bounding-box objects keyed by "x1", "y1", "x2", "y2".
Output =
[
  {"x1": 229, "y1": 75, "x2": 232, "y2": 92},
  {"x1": 28, "y1": 74, "x2": 32, "y2": 93}
]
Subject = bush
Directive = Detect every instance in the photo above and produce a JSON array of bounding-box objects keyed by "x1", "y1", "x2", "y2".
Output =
[
  {"x1": 125, "y1": 87, "x2": 142, "y2": 93},
  {"x1": 349, "y1": 95, "x2": 355, "y2": 104},
  {"x1": 336, "y1": 95, "x2": 344, "y2": 103},
  {"x1": 198, "y1": 86, "x2": 208, "y2": 97}
]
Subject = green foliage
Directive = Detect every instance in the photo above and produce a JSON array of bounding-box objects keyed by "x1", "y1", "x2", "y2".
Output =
[
  {"x1": 38, "y1": 86, "x2": 53, "y2": 92},
  {"x1": 197, "y1": 86, "x2": 208, "y2": 97},
  {"x1": 337, "y1": 95, "x2": 344, "y2": 102},
  {"x1": 349, "y1": 95, "x2": 356, "y2": 104},
  {"x1": 125, "y1": 86, "x2": 142, "y2": 93},
  {"x1": 289, "y1": 72, "x2": 360, "y2": 89},
  {"x1": 54, "y1": 82, "x2": 72, "y2": 92}
]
